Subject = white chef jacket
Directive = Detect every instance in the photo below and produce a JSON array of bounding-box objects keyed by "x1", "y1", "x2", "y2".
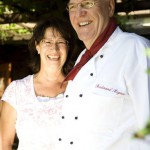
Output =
[{"x1": 55, "y1": 27, "x2": 150, "y2": 150}]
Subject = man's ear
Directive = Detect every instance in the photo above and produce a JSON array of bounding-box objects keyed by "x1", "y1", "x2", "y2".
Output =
[{"x1": 109, "y1": 0, "x2": 115, "y2": 17}]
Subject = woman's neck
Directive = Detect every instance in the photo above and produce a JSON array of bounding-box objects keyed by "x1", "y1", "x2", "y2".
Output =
[
  {"x1": 34, "y1": 69, "x2": 65, "y2": 83},
  {"x1": 33, "y1": 70, "x2": 67, "y2": 98}
]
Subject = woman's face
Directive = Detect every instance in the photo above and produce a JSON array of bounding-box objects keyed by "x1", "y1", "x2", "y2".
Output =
[{"x1": 36, "y1": 27, "x2": 69, "y2": 72}]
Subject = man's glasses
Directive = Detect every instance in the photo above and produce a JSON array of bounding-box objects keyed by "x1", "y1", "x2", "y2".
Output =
[
  {"x1": 66, "y1": 1, "x2": 95, "y2": 12},
  {"x1": 41, "y1": 38, "x2": 69, "y2": 48}
]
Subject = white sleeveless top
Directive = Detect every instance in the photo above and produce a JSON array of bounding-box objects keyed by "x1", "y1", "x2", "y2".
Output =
[{"x1": 2, "y1": 75, "x2": 63, "y2": 150}]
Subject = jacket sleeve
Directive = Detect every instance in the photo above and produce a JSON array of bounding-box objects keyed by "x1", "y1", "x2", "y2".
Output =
[{"x1": 124, "y1": 36, "x2": 150, "y2": 130}]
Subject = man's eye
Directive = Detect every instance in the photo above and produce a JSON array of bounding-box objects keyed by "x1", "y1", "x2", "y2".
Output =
[
  {"x1": 59, "y1": 41, "x2": 65, "y2": 43},
  {"x1": 83, "y1": 1, "x2": 93, "y2": 8},
  {"x1": 58, "y1": 41, "x2": 65, "y2": 44},
  {"x1": 69, "y1": 5, "x2": 76, "y2": 10},
  {"x1": 84, "y1": 2, "x2": 90, "y2": 6}
]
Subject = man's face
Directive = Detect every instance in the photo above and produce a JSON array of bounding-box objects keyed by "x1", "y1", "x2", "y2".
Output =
[{"x1": 68, "y1": 0, "x2": 114, "y2": 49}]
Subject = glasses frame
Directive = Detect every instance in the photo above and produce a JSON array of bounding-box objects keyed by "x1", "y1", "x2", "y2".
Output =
[
  {"x1": 66, "y1": 1, "x2": 95, "y2": 12},
  {"x1": 41, "y1": 38, "x2": 69, "y2": 48}
]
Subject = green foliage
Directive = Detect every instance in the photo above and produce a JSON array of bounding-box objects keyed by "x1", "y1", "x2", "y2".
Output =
[
  {"x1": 146, "y1": 49, "x2": 150, "y2": 74},
  {"x1": 0, "y1": 23, "x2": 31, "y2": 43},
  {"x1": 147, "y1": 69, "x2": 150, "y2": 75},
  {"x1": 146, "y1": 48, "x2": 150, "y2": 57},
  {"x1": 134, "y1": 48, "x2": 150, "y2": 141},
  {"x1": 0, "y1": 5, "x2": 5, "y2": 14},
  {"x1": 0, "y1": 0, "x2": 68, "y2": 22},
  {"x1": 0, "y1": 30, "x2": 9, "y2": 41},
  {"x1": 0, "y1": 0, "x2": 69, "y2": 43},
  {"x1": 134, "y1": 120, "x2": 150, "y2": 139}
]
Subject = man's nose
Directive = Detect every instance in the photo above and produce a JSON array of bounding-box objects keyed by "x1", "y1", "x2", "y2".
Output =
[{"x1": 76, "y1": 5, "x2": 87, "y2": 17}]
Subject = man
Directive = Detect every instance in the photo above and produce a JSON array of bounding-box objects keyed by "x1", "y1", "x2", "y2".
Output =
[{"x1": 55, "y1": 0, "x2": 150, "y2": 149}]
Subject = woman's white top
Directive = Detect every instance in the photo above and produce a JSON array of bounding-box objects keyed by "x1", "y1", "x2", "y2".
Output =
[
  {"x1": 55, "y1": 27, "x2": 150, "y2": 150},
  {"x1": 2, "y1": 75, "x2": 63, "y2": 150}
]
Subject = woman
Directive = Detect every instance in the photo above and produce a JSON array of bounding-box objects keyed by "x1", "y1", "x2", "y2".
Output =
[{"x1": 0, "y1": 17, "x2": 75, "y2": 150}]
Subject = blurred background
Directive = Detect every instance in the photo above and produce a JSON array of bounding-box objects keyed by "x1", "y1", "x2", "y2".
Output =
[{"x1": 0, "y1": 0, "x2": 150, "y2": 149}]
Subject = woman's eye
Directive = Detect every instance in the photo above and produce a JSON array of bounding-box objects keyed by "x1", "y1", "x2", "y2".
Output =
[{"x1": 46, "y1": 41, "x2": 52, "y2": 44}]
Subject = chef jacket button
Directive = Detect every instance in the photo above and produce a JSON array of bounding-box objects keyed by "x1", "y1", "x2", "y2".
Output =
[
  {"x1": 90, "y1": 73, "x2": 93, "y2": 76},
  {"x1": 75, "y1": 116, "x2": 78, "y2": 120},
  {"x1": 79, "y1": 94, "x2": 83, "y2": 97},
  {"x1": 100, "y1": 55, "x2": 104, "y2": 58},
  {"x1": 66, "y1": 95, "x2": 69, "y2": 98},
  {"x1": 62, "y1": 116, "x2": 65, "y2": 119},
  {"x1": 58, "y1": 138, "x2": 62, "y2": 141},
  {"x1": 70, "y1": 141, "x2": 74, "y2": 145}
]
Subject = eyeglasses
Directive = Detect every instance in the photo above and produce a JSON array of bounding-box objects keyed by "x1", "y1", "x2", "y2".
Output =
[
  {"x1": 41, "y1": 38, "x2": 69, "y2": 48},
  {"x1": 66, "y1": 0, "x2": 95, "y2": 12}
]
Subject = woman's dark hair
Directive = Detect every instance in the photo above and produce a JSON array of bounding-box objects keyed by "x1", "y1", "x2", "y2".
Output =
[{"x1": 28, "y1": 16, "x2": 76, "y2": 75}]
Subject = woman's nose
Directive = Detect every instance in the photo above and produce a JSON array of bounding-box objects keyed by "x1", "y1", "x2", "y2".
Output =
[{"x1": 50, "y1": 43, "x2": 59, "y2": 51}]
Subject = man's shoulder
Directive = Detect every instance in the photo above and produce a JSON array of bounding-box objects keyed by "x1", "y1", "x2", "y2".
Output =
[{"x1": 116, "y1": 27, "x2": 150, "y2": 44}]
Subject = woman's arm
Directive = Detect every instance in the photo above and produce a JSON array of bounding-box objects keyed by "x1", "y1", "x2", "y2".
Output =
[{"x1": 0, "y1": 101, "x2": 16, "y2": 150}]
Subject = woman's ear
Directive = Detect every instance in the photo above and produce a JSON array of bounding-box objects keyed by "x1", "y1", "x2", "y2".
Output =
[
  {"x1": 35, "y1": 41, "x2": 40, "y2": 54},
  {"x1": 36, "y1": 46, "x2": 40, "y2": 54}
]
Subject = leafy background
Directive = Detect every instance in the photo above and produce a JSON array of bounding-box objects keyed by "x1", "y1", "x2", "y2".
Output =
[{"x1": 0, "y1": 0, "x2": 150, "y2": 44}]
